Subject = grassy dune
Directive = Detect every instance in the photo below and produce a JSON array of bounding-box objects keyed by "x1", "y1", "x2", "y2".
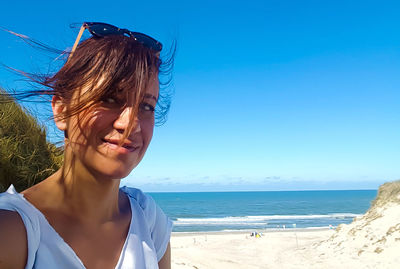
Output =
[
  {"x1": 312, "y1": 180, "x2": 400, "y2": 268},
  {"x1": 0, "y1": 89, "x2": 63, "y2": 192}
]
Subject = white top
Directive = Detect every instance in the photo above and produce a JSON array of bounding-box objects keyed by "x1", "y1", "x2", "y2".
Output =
[{"x1": 0, "y1": 185, "x2": 173, "y2": 269}]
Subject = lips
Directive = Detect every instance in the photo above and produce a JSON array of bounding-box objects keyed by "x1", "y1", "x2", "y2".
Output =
[{"x1": 101, "y1": 138, "x2": 140, "y2": 153}]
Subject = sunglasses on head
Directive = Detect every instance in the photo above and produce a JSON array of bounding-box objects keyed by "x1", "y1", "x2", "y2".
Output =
[{"x1": 68, "y1": 22, "x2": 162, "y2": 61}]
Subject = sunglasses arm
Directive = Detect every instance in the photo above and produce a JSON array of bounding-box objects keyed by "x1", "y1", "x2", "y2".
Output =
[{"x1": 67, "y1": 25, "x2": 86, "y2": 62}]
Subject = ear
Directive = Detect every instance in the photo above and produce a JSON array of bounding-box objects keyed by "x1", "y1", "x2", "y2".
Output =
[{"x1": 51, "y1": 95, "x2": 67, "y2": 131}]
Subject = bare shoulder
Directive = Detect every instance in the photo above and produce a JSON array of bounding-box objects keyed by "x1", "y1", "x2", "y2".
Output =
[{"x1": 0, "y1": 210, "x2": 27, "y2": 269}]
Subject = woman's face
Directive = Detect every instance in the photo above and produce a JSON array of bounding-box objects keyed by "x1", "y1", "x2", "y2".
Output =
[{"x1": 56, "y1": 76, "x2": 159, "y2": 180}]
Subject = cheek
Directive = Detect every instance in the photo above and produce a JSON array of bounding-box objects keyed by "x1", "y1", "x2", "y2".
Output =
[
  {"x1": 141, "y1": 119, "x2": 155, "y2": 144},
  {"x1": 68, "y1": 110, "x2": 113, "y2": 144},
  {"x1": 87, "y1": 110, "x2": 111, "y2": 129}
]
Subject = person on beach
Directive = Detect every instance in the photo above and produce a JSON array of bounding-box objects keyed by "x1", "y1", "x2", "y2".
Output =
[{"x1": 0, "y1": 22, "x2": 173, "y2": 268}]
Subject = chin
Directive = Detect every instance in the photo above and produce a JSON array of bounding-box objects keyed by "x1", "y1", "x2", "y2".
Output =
[
  {"x1": 102, "y1": 168, "x2": 135, "y2": 180},
  {"x1": 86, "y1": 162, "x2": 135, "y2": 180}
]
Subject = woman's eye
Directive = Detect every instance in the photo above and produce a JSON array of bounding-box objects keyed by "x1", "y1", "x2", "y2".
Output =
[
  {"x1": 101, "y1": 96, "x2": 123, "y2": 106},
  {"x1": 140, "y1": 103, "x2": 155, "y2": 112},
  {"x1": 104, "y1": 97, "x2": 116, "y2": 104}
]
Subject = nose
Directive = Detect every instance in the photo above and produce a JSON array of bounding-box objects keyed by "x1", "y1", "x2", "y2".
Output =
[{"x1": 113, "y1": 106, "x2": 141, "y2": 132}]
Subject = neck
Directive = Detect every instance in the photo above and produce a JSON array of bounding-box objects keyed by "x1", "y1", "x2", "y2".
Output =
[{"x1": 48, "y1": 149, "x2": 125, "y2": 224}]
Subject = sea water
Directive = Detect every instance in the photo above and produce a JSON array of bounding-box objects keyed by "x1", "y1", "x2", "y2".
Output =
[{"x1": 148, "y1": 190, "x2": 377, "y2": 232}]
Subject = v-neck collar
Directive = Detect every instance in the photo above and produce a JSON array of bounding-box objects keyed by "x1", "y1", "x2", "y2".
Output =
[{"x1": 10, "y1": 185, "x2": 134, "y2": 269}]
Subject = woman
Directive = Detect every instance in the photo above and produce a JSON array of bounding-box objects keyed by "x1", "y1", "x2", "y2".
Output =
[{"x1": 0, "y1": 22, "x2": 173, "y2": 269}]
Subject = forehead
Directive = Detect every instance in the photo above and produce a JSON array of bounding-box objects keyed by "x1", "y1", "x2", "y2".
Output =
[{"x1": 77, "y1": 73, "x2": 159, "y2": 99}]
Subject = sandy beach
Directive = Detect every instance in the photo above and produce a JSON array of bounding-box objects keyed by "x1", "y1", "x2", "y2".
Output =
[
  {"x1": 171, "y1": 229, "x2": 335, "y2": 269},
  {"x1": 171, "y1": 226, "x2": 398, "y2": 269}
]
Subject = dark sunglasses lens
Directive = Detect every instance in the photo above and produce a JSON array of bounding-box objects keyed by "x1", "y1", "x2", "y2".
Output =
[
  {"x1": 84, "y1": 22, "x2": 162, "y2": 51},
  {"x1": 133, "y1": 32, "x2": 162, "y2": 51},
  {"x1": 87, "y1": 23, "x2": 120, "y2": 37}
]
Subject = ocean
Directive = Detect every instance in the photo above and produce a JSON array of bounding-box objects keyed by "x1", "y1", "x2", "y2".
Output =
[{"x1": 148, "y1": 190, "x2": 377, "y2": 232}]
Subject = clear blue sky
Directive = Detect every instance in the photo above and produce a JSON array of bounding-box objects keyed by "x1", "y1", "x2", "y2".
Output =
[{"x1": 0, "y1": 0, "x2": 399, "y2": 191}]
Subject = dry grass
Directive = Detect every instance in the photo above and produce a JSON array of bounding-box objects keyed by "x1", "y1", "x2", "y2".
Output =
[
  {"x1": 0, "y1": 88, "x2": 63, "y2": 192},
  {"x1": 371, "y1": 180, "x2": 400, "y2": 208}
]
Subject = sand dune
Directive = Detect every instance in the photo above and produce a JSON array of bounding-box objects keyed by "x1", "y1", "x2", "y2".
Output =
[{"x1": 310, "y1": 180, "x2": 400, "y2": 268}]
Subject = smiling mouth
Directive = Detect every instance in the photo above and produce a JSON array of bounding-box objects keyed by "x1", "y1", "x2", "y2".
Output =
[{"x1": 102, "y1": 139, "x2": 138, "y2": 152}]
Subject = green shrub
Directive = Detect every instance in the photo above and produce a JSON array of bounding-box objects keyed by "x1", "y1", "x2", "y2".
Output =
[{"x1": 0, "y1": 89, "x2": 63, "y2": 192}]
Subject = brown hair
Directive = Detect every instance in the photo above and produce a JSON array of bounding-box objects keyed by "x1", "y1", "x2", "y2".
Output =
[{"x1": 2, "y1": 31, "x2": 175, "y2": 140}]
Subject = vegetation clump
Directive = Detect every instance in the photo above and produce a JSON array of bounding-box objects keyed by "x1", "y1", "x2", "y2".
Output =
[
  {"x1": 0, "y1": 88, "x2": 63, "y2": 192},
  {"x1": 371, "y1": 180, "x2": 400, "y2": 208}
]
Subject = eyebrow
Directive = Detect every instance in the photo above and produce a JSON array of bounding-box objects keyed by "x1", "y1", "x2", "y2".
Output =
[{"x1": 144, "y1": 93, "x2": 158, "y2": 101}]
